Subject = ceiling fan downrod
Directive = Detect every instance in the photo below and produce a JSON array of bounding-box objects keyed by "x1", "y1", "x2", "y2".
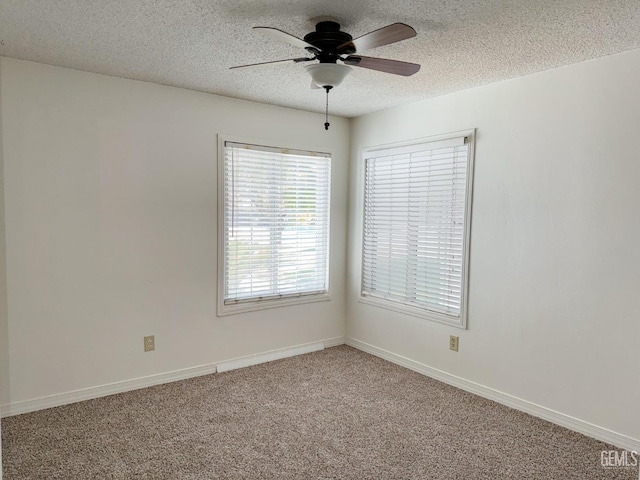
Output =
[{"x1": 324, "y1": 85, "x2": 332, "y2": 130}]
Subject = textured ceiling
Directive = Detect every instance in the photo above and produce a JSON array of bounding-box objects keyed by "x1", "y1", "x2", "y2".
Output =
[{"x1": 1, "y1": 1, "x2": 640, "y2": 118}]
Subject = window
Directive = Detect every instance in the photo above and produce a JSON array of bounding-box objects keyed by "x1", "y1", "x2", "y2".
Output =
[
  {"x1": 360, "y1": 132, "x2": 474, "y2": 328},
  {"x1": 218, "y1": 139, "x2": 331, "y2": 315}
]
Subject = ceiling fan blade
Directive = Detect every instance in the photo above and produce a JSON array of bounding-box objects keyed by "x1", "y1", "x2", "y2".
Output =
[
  {"x1": 343, "y1": 55, "x2": 420, "y2": 76},
  {"x1": 230, "y1": 57, "x2": 313, "y2": 69},
  {"x1": 254, "y1": 26, "x2": 316, "y2": 50},
  {"x1": 338, "y1": 23, "x2": 416, "y2": 53}
]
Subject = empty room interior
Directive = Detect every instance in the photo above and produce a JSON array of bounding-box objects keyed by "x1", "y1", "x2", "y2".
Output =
[{"x1": 0, "y1": 1, "x2": 639, "y2": 478}]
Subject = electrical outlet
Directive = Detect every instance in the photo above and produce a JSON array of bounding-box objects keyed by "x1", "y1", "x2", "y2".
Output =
[
  {"x1": 449, "y1": 335, "x2": 459, "y2": 352},
  {"x1": 144, "y1": 335, "x2": 155, "y2": 352}
]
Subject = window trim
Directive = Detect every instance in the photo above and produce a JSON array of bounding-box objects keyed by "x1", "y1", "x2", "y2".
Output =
[
  {"x1": 357, "y1": 129, "x2": 476, "y2": 329},
  {"x1": 216, "y1": 134, "x2": 333, "y2": 317}
]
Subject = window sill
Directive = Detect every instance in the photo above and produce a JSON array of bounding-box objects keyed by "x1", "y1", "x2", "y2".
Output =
[
  {"x1": 217, "y1": 292, "x2": 331, "y2": 317},
  {"x1": 358, "y1": 294, "x2": 466, "y2": 329}
]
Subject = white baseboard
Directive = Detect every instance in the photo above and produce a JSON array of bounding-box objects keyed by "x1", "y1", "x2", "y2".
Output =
[
  {"x1": 323, "y1": 335, "x2": 346, "y2": 348},
  {"x1": 1, "y1": 362, "x2": 218, "y2": 418},
  {"x1": 346, "y1": 337, "x2": 640, "y2": 453},
  {"x1": 1, "y1": 336, "x2": 345, "y2": 418},
  {"x1": 217, "y1": 341, "x2": 325, "y2": 373}
]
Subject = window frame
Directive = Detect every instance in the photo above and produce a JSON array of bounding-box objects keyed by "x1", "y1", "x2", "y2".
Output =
[
  {"x1": 358, "y1": 130, "x2": 476, "y2": 329},
  {"x1": 217, "y1": 135, "x2": 333, "y2": 317}
]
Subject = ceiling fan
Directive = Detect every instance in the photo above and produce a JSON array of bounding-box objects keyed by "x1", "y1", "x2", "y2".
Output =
[{"x1": 231, "y1": 21, "x2": 420, "y2": 129}]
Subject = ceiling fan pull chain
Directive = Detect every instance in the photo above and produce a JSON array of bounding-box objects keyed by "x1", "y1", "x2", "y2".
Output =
[{"x1": 324, "y1": 86, "x2": 332, "y2": 130}]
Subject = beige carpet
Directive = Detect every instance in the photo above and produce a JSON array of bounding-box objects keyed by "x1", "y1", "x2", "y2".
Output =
[{"x1": 2, "y1": 346, "x2": 637, "y2": 479}]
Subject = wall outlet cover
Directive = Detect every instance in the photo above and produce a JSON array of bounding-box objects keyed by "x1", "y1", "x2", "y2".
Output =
[
  {"x1": 144, "y1": 335, "x2": 155, "y2": 352},
  {"x1": 449, "y1": 335, "x2": 459, "y2": 352}
]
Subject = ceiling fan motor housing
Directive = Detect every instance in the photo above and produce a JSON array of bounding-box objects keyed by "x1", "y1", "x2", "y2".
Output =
[{"x1": 304, "y1": 21, "x2": 356, "y2": 62}]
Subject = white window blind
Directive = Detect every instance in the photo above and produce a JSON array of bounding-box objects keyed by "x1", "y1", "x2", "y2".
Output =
[
  {"x1": 223, "y1": 141, "x2": 331, "y2": 306},
  {"x1": 361, "y1": 135, "x2": 473, "y2": 326}
]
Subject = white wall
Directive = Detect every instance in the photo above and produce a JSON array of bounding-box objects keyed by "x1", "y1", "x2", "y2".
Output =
[
  {"x1": 347, "y1": 49, "x2": 640, "y2": 442},
  {"x1": 0, "y1": 58, "x2": 349, "y2": 406}
]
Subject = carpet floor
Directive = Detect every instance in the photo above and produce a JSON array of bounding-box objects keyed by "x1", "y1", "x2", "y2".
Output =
[{"x1": 1, "y1": 345, "x2": 637, "y2": 479}]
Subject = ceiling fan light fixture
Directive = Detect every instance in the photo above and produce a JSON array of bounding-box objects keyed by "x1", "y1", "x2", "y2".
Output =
[{"x1": 305, "y1": 63, "x2": 352, "y2": 88}]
